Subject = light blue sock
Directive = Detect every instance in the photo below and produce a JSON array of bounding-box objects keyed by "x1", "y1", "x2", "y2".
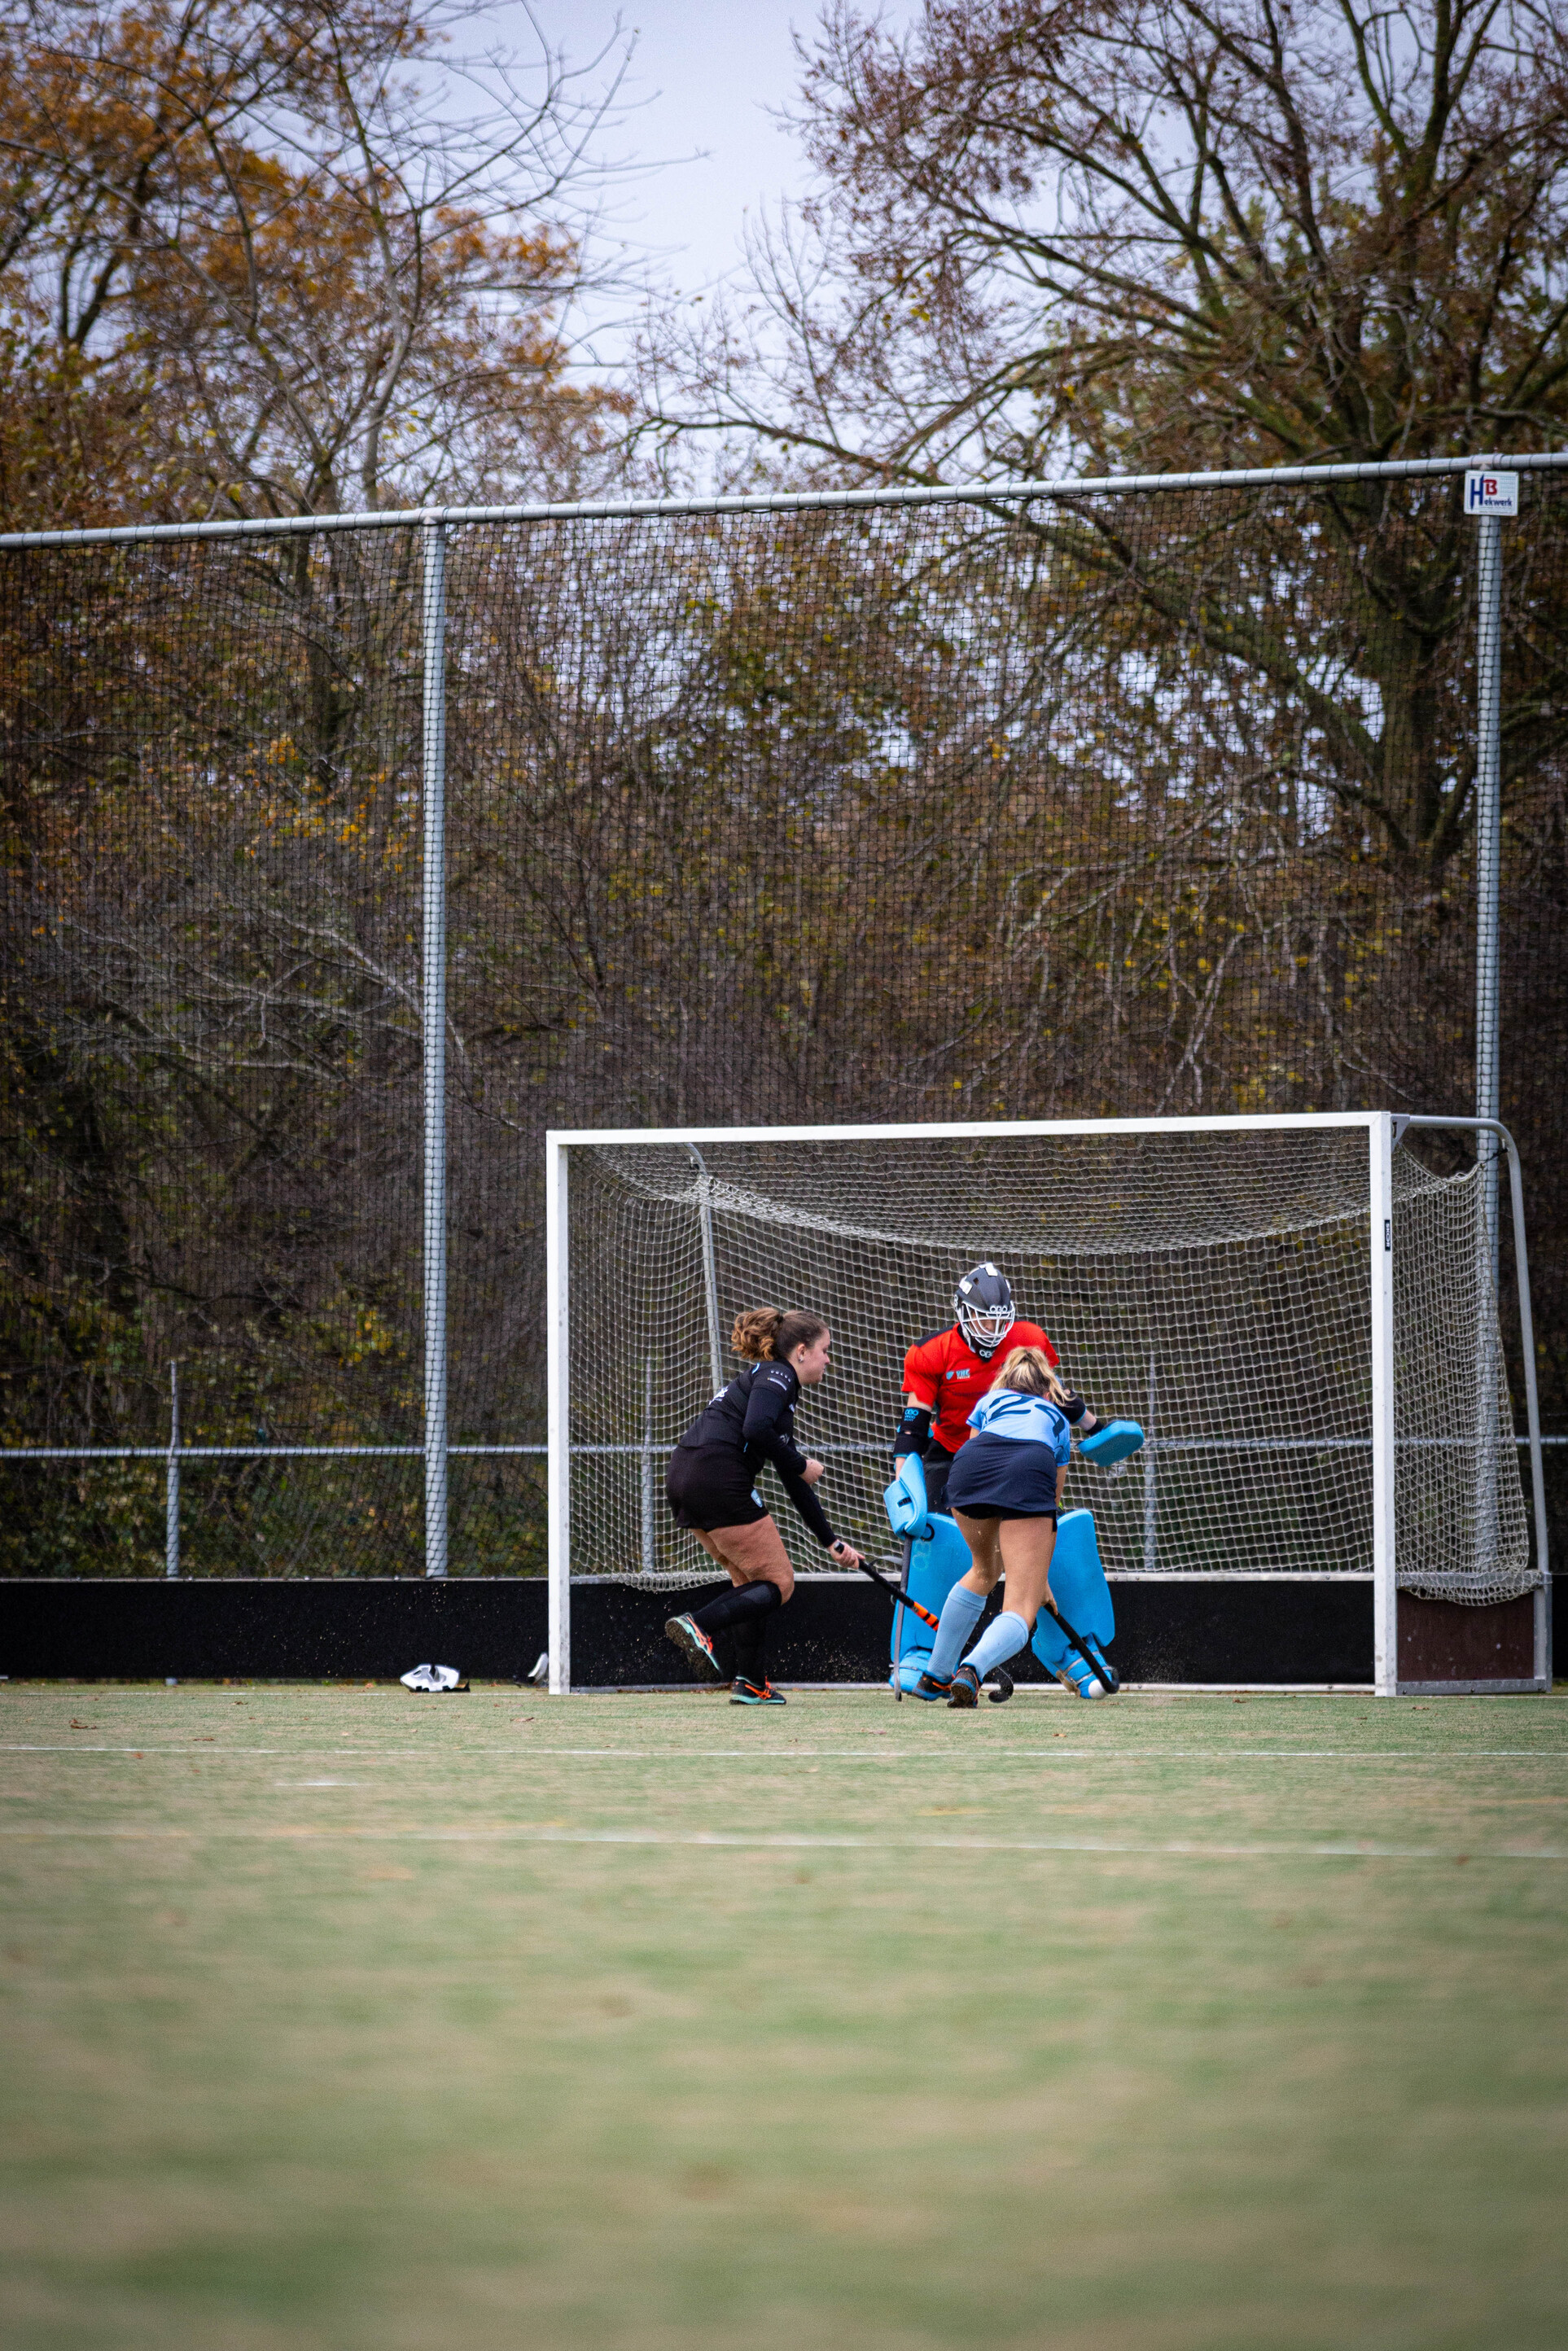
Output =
[
  {"x1": 927, "y1": 1583, "x2": 987, "y2": 1679},
  {"x1": 964, "y1": 1610, "x2": 1032, "y2": 1680}
]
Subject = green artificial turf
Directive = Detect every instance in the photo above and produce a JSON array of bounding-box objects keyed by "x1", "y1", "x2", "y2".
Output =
[{"x1": 2, "y1": 1680, "x2": 1566, "y2": 2350}]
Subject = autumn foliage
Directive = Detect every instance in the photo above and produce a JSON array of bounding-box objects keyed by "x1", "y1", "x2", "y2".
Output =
[{"x1": 0, "y1": 0, "x2": 625, "y2": 528}]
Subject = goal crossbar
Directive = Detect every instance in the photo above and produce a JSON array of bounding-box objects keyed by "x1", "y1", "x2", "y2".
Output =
[{"x1": 545, "y1": 1112, "x2": 1387, "y2": 1149}]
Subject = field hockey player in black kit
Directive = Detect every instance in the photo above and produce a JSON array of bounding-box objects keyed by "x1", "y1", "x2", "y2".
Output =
[{"x1": 664, "y1": 1307, "x2": 865, "y2": 1705}]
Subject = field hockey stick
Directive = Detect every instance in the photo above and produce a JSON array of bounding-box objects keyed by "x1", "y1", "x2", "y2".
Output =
[
  {"x1": 860, "y1": 1556, "x2": 1015, "y2": 1702},
  {"x1": 1040, "y1": 1597, "x2": 1121, "y2": 1695},
  {"x1": 852, "y1": 1553, "x2": 940, "y2": 1632},
  {"x1": 891, "y1": 1533, "x2": 913, "y2": 1701}
]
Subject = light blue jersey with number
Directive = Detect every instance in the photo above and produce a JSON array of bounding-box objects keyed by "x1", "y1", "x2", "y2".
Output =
[{"x1": 965, "y1": 1386, "x2": 1072, "y2": 1463}]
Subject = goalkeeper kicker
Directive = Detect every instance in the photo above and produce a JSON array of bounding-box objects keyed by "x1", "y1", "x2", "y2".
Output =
[{"x1": 894, "y1": 1261, "x2": 1113, "y2": 1512}]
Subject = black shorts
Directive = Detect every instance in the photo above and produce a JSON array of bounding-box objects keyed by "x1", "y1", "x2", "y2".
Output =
[
  {"x1": 666, "y1": 1443, "x2": 768, "y2": 1534},
  {"x1": 952, "y1": 1502, "x2": 1056, "y2": 1521},
  {"x1": 922, "y1": 1446, "x2": 954, "y2": 1514},
  {"x1": 945, "y1": 1433, "x2": 1061, "y2": 1521}
]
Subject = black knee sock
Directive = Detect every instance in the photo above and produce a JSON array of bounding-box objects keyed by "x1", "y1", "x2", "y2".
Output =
[
  {"x1": 691, "y1": 1579, "x2": 782, "y2": 1640},
  {"x1": 732, "y1": 1617, "x2": 768, "y2": 1685},
  {"x1": 693, "y1": 1579, "x2": 783, "y2": 1682}
]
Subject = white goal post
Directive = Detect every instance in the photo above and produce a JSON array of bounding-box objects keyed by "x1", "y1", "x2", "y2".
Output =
[{"x1": 544, "y1": 1114, "x2": 1549, "y2": 1696}]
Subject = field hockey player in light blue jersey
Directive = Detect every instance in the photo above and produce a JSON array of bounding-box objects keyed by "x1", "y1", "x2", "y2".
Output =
[{"x1": 915, "y1": 1344, "x2": 1096, "y2": 1709}]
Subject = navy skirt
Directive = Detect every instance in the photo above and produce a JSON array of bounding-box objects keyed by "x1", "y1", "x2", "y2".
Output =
[{"x1": 945, "y1": 1433, "x2": 1061, "y2": 1520}]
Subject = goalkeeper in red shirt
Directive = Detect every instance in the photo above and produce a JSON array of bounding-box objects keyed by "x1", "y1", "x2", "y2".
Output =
[{"x1": 893, "y1": 1263, "x2": 1106, "y2": 1512}]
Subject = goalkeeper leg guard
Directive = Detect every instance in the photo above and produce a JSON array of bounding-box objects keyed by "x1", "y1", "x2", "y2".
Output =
[
  {"x1": 1056, "y1": 1653, "x2": 1108, "y2": 1700},
  {"x1": 927, "y1": 1583, "x2": 987, "y2": 1680}
]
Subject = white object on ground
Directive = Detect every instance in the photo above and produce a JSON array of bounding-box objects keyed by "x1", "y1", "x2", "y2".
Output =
[{"x1": 400, "y1": 1663, "x2": 465, "y2": 1692}]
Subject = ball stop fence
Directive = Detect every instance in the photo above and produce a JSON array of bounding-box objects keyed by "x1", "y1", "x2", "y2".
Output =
[{"x1": 2, "y1": 453, "x2": 1564, "y2": 1687}]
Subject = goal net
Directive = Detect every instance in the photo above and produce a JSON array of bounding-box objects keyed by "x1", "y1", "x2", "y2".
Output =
[{"x1": 554, "y1": 1119, "x2": 1534, "y2": 1620}]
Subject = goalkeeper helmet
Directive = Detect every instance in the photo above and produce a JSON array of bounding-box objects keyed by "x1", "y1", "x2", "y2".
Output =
[{"x1": 953, "y1": 1263, "x2": 1015, "y2": 1359}]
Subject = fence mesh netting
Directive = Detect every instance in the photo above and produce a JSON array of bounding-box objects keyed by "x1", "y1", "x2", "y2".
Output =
[
  {"x1": 567, "y1": 1132, "x2": 1531, "y2": 1603},
  {"x1": 2, "y1": 473, "x2": 1564, "y2": 1579}
]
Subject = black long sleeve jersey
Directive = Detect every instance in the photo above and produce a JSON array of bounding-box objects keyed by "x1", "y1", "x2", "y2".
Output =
[{"x1": 677, "y1": 1359, "x2": 838, "y2": 1548}]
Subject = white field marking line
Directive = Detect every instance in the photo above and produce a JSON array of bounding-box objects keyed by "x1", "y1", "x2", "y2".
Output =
[
  {"x1": 2, "y1": 1745, "x2": 1566, "y2": 1763},
  {"x1": 1, "y1": 1823, "x2": 1564, "y2": 1863}
]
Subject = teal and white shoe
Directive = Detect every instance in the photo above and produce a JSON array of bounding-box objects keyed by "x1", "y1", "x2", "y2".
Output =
[
  {"x1": 664, "y1": 1613, "x2": 724, "y2": 1683},
  {"x1": 1056, "y1": 1658, "x2": 1107, "y2": 1700},
  {"x1": 731, "y1": 1678, "x2": 786, "y2": 1705}
]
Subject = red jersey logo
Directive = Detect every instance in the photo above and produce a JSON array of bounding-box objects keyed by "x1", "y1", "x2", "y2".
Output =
[{"x1": 901, "y1": 1320, "x2": 1059, "y2": 1456}]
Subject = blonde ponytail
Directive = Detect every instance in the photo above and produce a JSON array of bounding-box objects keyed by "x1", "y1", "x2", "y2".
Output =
[{"x1": 994, "y1": 1344, "x2": 1067, "y2": 1403}]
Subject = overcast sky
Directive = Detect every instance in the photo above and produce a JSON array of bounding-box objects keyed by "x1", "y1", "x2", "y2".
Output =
[{"x1": 489, "y1": 1, "x2": 912, "y2": 359}]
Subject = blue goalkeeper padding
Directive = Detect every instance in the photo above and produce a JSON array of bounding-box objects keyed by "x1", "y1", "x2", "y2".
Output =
[
  {"x1": 889, "y1": 1512, "x2": 973, "y2": 1670},
  {"x1": 884, "y1": 1459, "x2": 974, "y2": 1675},
  {"x1": 883, "y1": 1453, "x2": 932, "y2": 1539},
  {"x1": 883, "y1": 1465, "x2": 1119, "y2": 1688},
  {"x1": 1078, "y1": 1419, "x2": 1145, "y2": 1467},
  {"x1": 1030, "y1": 1508, "x2": 1116, "y2": 1679}
]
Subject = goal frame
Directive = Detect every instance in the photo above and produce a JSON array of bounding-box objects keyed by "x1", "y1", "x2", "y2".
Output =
[{"x1": 543, "y1": 1112, "x2": 1549, "y2": 1696}]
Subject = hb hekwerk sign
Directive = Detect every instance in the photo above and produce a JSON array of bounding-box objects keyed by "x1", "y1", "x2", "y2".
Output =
[{"x1": 1465, "y1": 469, "x2": 1520, "y2": 514}]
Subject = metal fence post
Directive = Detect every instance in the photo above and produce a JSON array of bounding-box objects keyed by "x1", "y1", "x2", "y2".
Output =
[
  {"x1": 686, "y1": 1145, "x2": 724, "y2": 1392},
  {"x1": 164, "y1": 1360, "x2": 181, "y2": 1578},
  {"x1": 1469, "y1": 474, "x2": 1514, "y2": 1596},
  {"x1": 1474, "y1": 504, "x2": 1504, "y2": 1283},
  {"x1": 422, "y1": 518, "x2": 449, "y2": 1577}
]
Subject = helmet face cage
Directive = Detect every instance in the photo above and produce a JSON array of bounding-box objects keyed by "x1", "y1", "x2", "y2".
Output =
[{"x1": 953, "y1": 1263, "x2": 1016, "y2": 1358}]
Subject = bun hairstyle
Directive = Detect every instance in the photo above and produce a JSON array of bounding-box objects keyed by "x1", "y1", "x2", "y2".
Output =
[
  {"x1": 730, "y1": 1306, "x2": 829, "y2": 1364},
  {"x1": 994, "y1": 1344, "x2": 1067, "y2": 1403}
]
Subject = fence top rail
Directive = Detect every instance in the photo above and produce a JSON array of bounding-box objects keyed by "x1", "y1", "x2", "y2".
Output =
[{"x1": 3, "y1": 451, "x2": 1566, "y2": 554}]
